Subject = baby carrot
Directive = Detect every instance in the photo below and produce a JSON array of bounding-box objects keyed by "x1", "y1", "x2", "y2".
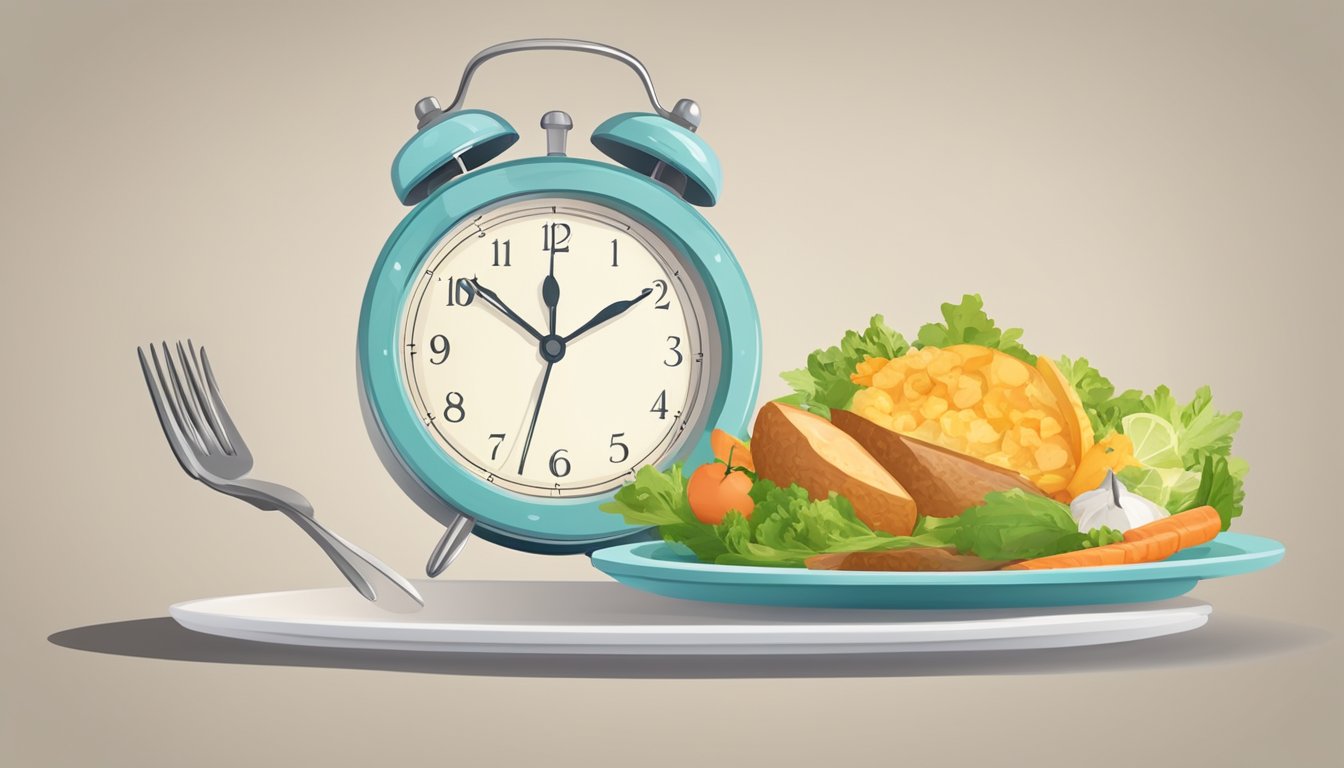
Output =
[
  {"x1": 710, "y1": 429, "x2": 754, "y2": 472},
  {"x1": 1002, "y1": 506, "x2": 1221, "y2": 570}
]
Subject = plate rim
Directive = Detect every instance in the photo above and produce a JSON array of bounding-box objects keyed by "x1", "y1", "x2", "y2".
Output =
[{"x1": 590, "y1": 532, "x2": 1285, "y2": 586}]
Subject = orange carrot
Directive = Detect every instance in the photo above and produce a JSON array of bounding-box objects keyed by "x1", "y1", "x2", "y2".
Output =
[
  {"x1": 710, "y1": 429, "x2": 754, "y2": 472},
  {"x1": 1002, "y1": 506, "x2": 1221, "y2": 570}
]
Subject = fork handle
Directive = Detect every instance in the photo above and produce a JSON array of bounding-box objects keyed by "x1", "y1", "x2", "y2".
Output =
[{"x1": 278, "y1": 507, "x2": 425, "y2": 613}]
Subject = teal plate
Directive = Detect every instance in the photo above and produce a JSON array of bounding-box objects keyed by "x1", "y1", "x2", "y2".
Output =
[{"x1": 590, "y1": 532, "x2": 1284, "y2": 610}]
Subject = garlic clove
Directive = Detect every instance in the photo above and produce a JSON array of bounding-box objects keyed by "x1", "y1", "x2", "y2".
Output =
[{"x1": 1069, "y1": 470, "x2": 1168, "y2": 533}]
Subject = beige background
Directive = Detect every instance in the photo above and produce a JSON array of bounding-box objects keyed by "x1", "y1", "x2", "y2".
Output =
[{"x1": 2, "y1": 1, "x2": 1341, "y2": 765}]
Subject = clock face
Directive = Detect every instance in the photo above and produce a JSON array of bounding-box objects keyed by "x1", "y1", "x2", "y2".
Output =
[{"x1": 399, "y1": 197, "x2": 715, "y2": 498}]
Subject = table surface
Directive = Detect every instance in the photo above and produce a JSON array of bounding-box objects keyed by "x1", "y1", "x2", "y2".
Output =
[{"x1": 3, "y1": 1, "x2": 1341, "y2": 767}]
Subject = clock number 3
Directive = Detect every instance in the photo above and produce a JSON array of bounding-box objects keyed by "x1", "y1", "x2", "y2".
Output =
[{"x1": 664, "y1": 336, "x2": 682, "y2": 367}]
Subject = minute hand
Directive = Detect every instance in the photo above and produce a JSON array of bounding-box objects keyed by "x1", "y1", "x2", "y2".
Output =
[{"x1": 562, "y1": 288, "x2": 653, "y2": 343}]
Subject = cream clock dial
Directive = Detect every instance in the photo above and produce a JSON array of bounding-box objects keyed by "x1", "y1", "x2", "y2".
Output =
[{"x1": 400, "y1": 197, "x2": 714, "y2": 497}]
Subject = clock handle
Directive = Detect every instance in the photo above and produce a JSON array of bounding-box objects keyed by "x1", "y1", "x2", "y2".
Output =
[
  {"x1": 426, "y1": 512, "x2": 475, "y2": 577},
  {"x1": 439, "y1": 38, "x2": 702, "y2": 131}
]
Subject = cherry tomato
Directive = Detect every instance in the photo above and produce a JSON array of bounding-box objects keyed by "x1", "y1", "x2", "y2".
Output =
[{"x1": 688, "y1": 462, "x2": 755, "y2": 525}]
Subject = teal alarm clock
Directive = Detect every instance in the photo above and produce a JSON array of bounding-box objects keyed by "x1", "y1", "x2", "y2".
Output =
[{"x1": 357, "y1": 39, "x2": 761, "y2": 574}]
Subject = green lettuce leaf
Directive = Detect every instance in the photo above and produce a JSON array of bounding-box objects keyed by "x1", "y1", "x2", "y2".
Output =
[
  {"x1": 603, "y1": 470, "x2": 935, "y2": 567},
  {"x1": 1138, "y1": 385, "x2": 1243, "y2": 468},
  {"x1": 715, "y1": 481, "x2": 947, "y2": 567},
  {"x1": 915, "y1": 295, "x2": 1035, "y2": 364},
  {"x1": 923, "y1": 489, "x2": 1092, "y2": 560},
  {"x1": 603, "y1": 471, "x2": 1125, "y2": 566},
  {"x1": 600, "y1": 464, "x2": 729, "y2": 561},
  {"x1": 1191, "y1": 455, "x2": 1245, "y2": 531},
  {"x1": 601, "y1": 463, "x2": 694, "y2": 527},
  {"x1": 1054, "y1": 355, "x2": 1146, "y2": 436},
  {"x1": 777, "y1": 315, "x2": 909, "y2": 417},
  {"x1": 1083, "y1": 526, "x2": 1127, "y2": 548}
]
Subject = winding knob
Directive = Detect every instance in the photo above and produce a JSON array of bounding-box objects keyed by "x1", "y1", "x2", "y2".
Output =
[
  {"x1": 414, "y1": 97, "x2": 443, "y2": 128},
  {"x1": 669, "y1": 98, "x2": 701, "y2": 131},
  {"x1": 541, "y1": 110, "x2": 573, "y2": 156}
]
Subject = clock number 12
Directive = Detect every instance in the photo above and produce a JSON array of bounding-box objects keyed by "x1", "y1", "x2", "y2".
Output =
[{"x1": 542, "y1": 222, "x2": 570, "y2": 256}]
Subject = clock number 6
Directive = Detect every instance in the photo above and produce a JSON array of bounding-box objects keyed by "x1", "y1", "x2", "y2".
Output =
[
  {"x1": 443, "y1": 391, "x2": 466, "y2": 423},
  {"x1": 608, "y1": 433, "x2": 629, "y2": 464},
  {"x1": 549, "y1": 449, "x2": 571, "y2": 478}
]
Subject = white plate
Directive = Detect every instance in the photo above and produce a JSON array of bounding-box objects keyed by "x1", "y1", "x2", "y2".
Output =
[{"x1": 170, "y1": 580, "x2": 1212, "y2": 655}]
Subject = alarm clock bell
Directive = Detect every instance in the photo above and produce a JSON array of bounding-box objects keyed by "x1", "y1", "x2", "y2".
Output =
[{"x1": 390, "y1": 40, "x2": 721, "y2": 209}]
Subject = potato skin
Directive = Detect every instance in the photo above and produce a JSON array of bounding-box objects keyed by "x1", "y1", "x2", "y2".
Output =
[
  {"x1": 830, "y1": 409, "x2": 1043, "y2": 518},
  {"x1": 751, "y1": 402, "x2": 917, "y2": 535},
  {"x1": 806, "y1": 548, "x2": 1010, "y2": 571}
]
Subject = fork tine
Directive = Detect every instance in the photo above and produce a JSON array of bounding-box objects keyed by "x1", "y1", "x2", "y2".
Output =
[
  {"x1": 162, "y1": 341, "x2": 220, "y2": 455},
  {"x1": 178, "y1": 340, "x2": 234, "y2": 456},
  {"x1": 139, "y1": 346, "x2": 203, "y2": 477},
  {"x1": 198, "y1": 345, "x2": 251, "y2": 462},
  {"x1": 150, "y1": 342, "x2": 206, "y2": 455}
]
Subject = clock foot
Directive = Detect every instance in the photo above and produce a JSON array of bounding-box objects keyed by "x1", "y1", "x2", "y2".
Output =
[{"x1": 426, "y1": 514, "x2": 475, "y2": 577}]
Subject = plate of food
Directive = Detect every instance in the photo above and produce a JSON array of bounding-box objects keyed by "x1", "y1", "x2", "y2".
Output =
[{"x1": 592, "y1": 295, "x2": 1283, "y2": 609}]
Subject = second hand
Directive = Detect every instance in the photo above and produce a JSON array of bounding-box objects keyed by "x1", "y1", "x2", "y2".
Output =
[{"x1": 516, "y1": 360, "x2": 553, "y2": 475}]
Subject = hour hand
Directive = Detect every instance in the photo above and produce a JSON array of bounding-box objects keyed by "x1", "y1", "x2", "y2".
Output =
[
  {"x1": 469, "y1": 278, "x2": 544, "y2": 342},
  {"x1": 562, "y1": 288, "x2": 653, "y2": 343}
]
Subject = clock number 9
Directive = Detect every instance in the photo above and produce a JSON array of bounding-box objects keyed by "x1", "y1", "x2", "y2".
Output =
[
  {"x1": 429, "y1": 334, "x2": 450, "y2": 365},
  {"x1": 443, "y1": 391, "x2": 466, "y2": 423},
  {"x1": 549, "y1": 449, "x2": 571, "y2": 478}
]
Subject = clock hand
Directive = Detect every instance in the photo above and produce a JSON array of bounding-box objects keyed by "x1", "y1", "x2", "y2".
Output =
[
  {"x1": 562, "y1": 288, "x2": 654, "y2": 343},
  {"x1": 542, "y1": 262, "x2": 560, "y2": 335},
  {"x1": 516, "y1": 360, "x2": 554, "y2": 475},
  {"x1": 468, "y1": 277, "x2": 544, "y2": 342}
]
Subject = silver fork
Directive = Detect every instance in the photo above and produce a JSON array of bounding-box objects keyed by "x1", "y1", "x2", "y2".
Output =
[{"x1": 137, "y1": 341, "x2": 424, "y2": 613}]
